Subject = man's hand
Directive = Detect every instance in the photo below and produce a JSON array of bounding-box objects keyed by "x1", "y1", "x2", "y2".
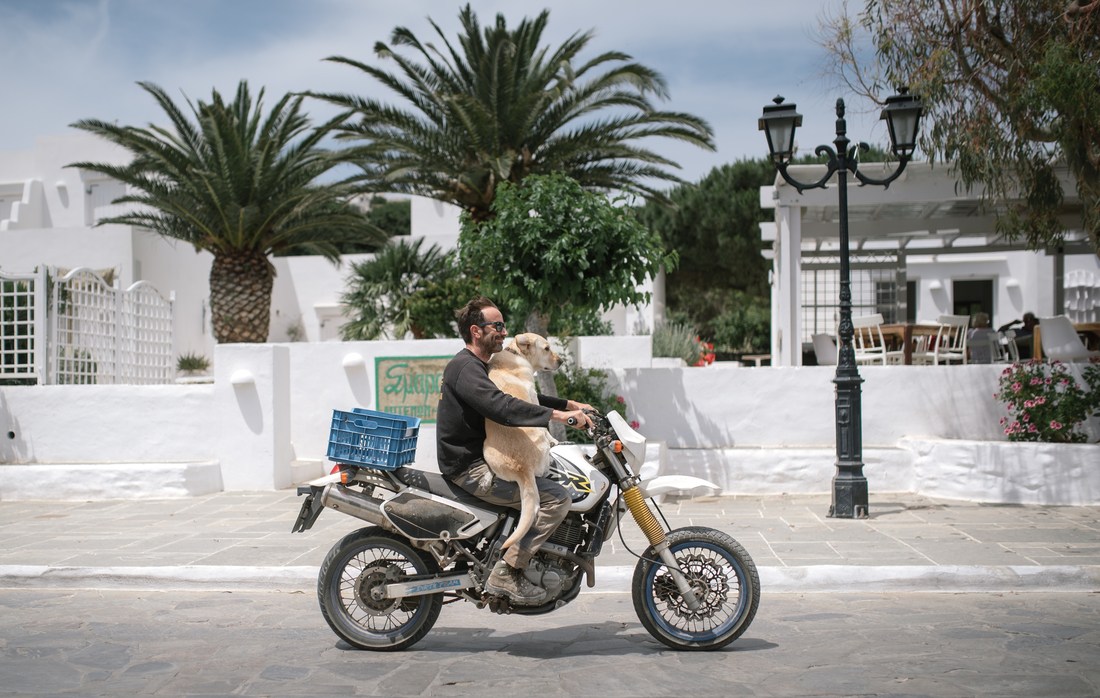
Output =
[
  {"x1": 552, "y1": 409, "x2": 593, "y2": 430},
  {"x1": 565, "y1": 399, "x2": 595, "y2": 413}
]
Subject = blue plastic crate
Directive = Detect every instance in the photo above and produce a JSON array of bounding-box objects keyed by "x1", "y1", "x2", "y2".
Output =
[{"x1": 326, "y1": 408, "x2": 420, "y2": 470}]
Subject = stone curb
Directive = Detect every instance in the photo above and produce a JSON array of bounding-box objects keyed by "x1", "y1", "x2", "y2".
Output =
[{"x1": 3, "y1": 564, "x2": 1099, "y2": 594}]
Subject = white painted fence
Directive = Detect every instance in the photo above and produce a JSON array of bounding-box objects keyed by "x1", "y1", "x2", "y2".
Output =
[
  {"x1": 51, "y1": 267, "x2": 175, "y2": 385},
  {"x1": 2, "y1": 337, "x2": 1098, "y2": 504},
  {"x1": 0, "y1": 268, "x2": 47, "y2": 383}
]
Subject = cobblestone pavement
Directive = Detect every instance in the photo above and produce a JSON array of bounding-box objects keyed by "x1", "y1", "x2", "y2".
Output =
[{"x1": 1, "y1": 588, "x2": 1098, "y2": 696}]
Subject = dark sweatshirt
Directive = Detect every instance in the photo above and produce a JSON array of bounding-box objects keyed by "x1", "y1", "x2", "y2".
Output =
[{"x1": 436, "y1": 348, "x2": 567, "y2": 478}]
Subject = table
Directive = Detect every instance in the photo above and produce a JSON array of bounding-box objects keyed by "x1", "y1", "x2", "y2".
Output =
[
  {"x1": 1032, "y1": 322, "x2": 1100, "y2": 360},
  {"x1": 740, "y1": 353, "x2": 772, "y2": 367},
  {"x1": 880, "y1": 323, "x2": 941, "y2": 365}
]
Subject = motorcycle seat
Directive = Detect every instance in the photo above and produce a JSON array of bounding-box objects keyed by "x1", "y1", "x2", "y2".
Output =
[{"x1": 393, "y1": 467, "x2": 509, "y2": 512}]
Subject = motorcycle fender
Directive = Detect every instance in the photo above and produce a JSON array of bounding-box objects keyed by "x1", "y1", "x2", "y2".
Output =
[
  {"x1": 384, "y1": 573, "x2": 476, "y2": 598},
  {"x1": 292, "y1": 474, "x2": 342, "y2": 533},
  {"x1": 638, "y1": 475, "x2": 719, "y2": 499}
]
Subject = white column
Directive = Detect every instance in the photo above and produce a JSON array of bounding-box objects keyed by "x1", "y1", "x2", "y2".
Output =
[
  {"x1": 774, "y1": 204, "x2": 803, "y2": 366},
  {"x1": 215, "y1": 344, "x2": 292, "y2": 490}
]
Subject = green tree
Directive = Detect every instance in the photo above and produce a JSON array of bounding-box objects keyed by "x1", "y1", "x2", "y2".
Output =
[
  {"x1": 69, "y1": 81, "x2": 387, "y2": 343},
  {"x1": 459, "y1": 173, "x2": 672, "y2": 338},
  {"x1": 365, "y1": 196, "x2": 410, "y2": 237},
  {"x1": 311, "y1": 4, "x2": 714, "y2": 222},
  {"x1": 335, "y1": 196, "x2": 411, "y2": 253},
  {"x1": 341, "y1": 237, "x2": 470, "y2": 339},
  {"x1": 818, "y1": 0, "x2": 1100, "y2": 255},
  {"x1": 637, "y1": 160, "x2": 773, "y2": 351}
]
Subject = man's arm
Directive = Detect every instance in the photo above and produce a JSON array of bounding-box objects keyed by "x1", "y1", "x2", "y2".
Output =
[{"x1": 457, "y1": 361, "x2": 553, "y2": 427}]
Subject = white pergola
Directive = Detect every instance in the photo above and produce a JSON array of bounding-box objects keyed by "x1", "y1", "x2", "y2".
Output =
[{"x1": 759, "y1": 161, "x2": 1090, "y2": 366}]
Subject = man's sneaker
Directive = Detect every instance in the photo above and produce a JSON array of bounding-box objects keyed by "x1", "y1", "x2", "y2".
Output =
[{"x1": 484, "y1": 560, "x2": 546, "y2": 605}]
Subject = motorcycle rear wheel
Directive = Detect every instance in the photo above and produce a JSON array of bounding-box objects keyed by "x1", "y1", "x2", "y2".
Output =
[
  {"x1": 632, "y1": 526, "x2": 760, "y2": 651},
  {"x1": 318, "y1": 526, "x2": 442, "y2": 651}
]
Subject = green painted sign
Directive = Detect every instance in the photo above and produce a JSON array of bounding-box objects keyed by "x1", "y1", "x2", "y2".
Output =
[{"x1": 375, "y1": 355, "x2": 450, "y2": 423}]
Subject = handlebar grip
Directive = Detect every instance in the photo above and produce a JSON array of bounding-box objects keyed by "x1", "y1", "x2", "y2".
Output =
[{"x1": 566, "y1": 416, "x2": 578, "y2": 427}]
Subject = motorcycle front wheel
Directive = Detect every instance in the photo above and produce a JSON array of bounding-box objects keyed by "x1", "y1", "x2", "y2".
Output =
[
  {"x1": 318, "y1": 526, "x2": 443, "y2": 651},
  {"x1": 632, "y1": 526, "x2": 760, "y2": 651}
]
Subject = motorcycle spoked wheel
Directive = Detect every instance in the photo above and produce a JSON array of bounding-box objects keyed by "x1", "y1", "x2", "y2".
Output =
[
  {"x1": 631, "y1": 526, "x2": 760, "y2": 651},
  {"x1": 318, "y1": 526, "x2": 443, "y2": 651}
]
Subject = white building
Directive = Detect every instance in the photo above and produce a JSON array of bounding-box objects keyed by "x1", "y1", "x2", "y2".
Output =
[{"x1": 760, "y1": 162, "x2": 1100, "y2": 366}]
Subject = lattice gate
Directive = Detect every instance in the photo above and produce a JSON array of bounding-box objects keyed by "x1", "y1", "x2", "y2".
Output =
[
  {"x1": 50, "y1": 268, "x2": 174, "y2": 385},
  {"x1": 0, "y1": 268, "x2": 47, "y2": 383}
]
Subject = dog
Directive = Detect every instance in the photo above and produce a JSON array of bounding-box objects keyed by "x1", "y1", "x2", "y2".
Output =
[{"x1": 483, "y1": 332, "x2": 563, "y2": 551}]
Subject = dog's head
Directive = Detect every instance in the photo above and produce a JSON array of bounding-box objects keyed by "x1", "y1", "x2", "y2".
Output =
[{"x1": 509, "y1": 333, "x2": 562, "y2": 372}]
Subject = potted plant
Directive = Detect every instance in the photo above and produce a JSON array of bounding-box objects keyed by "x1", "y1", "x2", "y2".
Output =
[{"x1": 176, "y1": 352, "x2": 211, "y2": 377}]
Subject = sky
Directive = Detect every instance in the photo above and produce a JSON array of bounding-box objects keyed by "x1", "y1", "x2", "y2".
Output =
[{"x1": 0, "y1": 0, "x2": 886, "y2": 185}]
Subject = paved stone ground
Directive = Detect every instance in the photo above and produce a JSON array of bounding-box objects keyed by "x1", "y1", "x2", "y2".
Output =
[
  {"x1": 1, "y1": 588, "x2": 1098, "y2": 696},
  {"x1": 2, "y1": 491, "x2": 1099, "y2": 593}
]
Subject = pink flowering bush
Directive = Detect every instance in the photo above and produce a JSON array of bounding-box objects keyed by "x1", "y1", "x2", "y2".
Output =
[{"x1": 994, "y1": 360, "x2": 1100, "y2": 443}]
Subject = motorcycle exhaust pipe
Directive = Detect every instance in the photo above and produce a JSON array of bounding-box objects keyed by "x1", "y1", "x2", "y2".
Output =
[{"x1": 320, "y1": 483, "x2": 388, "y2": 528}]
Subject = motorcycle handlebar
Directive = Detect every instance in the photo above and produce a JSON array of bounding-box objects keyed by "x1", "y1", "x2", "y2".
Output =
[{"x1": 567, "y1": 408, "x2": 602, "y2": 433}]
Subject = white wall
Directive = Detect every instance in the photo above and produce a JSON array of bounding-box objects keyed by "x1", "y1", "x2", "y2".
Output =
[
  {"x1": 907, "y1": 251, "x2": 1057, "y2": 327},
  {"x1": 0, "y1": 384, "x2": 218, "y2": 464},
  {"x1": 132, "y1": 230, "x2": 213, "y2": 359},
  {"x1": 3, "y1": 341, "x2": 1099, "y2": 504}
]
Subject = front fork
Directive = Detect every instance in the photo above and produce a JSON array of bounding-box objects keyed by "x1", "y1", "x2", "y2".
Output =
[{"x1": 621, "y1": 481, "x2": 702, "y2": 612}]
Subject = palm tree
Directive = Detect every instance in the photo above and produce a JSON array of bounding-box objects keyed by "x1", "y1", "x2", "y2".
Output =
[
  {"x1": 341, "y1": 237, "x2": 465, "y2": 340},
  {"x1": 69, "y1": 81, "x2": 388, "y2": 343},
  {"x1": 311, "y1": 4, "x2": 715, "y2": 221}
]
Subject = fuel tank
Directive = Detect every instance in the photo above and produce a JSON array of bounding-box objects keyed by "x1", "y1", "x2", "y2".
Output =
[{"x1": 546, "y1": 443, "x2": 610, "y2": 513}]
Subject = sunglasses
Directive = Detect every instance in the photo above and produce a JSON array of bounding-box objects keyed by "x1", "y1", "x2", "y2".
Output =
[{"x1": 477, "y1": 321, "x2": 506, "y2": 332}]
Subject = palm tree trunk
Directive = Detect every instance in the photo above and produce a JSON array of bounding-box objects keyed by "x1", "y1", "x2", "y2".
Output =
[{"x1": 209, "y1": 250, "x2": 275, "y2": 343}]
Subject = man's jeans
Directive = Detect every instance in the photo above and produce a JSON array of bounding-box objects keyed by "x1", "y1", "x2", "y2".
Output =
[{"x1": 451, "y1": 459, "x2": 570, "y2": 569}]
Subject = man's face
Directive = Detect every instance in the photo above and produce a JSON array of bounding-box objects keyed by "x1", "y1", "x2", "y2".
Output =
[{"x1": 474, "y1": 307, "x2": 507, "y2": 355}]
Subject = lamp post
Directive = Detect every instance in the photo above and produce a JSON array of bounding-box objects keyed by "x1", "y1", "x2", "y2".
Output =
[{"x1": 759, "y1": 89, "x2": 922, "y2": 518}]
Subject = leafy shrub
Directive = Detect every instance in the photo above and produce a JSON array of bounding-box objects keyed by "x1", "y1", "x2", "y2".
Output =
[
  {"x1": 652, "y1": 321, "x2": 713, "y2": 365},
  {"x1": 995, "y1": 360, "x2": 1100, "y2": 443},
  {"x1": 652, "y1": 321, "x2": 697, "y2": 363},
  {"x1": 549, "y1": 350, "x2": 635, "y2": 444},
  {"x1": 708, "y1": 292, "x2": 771, "y2": 354}
]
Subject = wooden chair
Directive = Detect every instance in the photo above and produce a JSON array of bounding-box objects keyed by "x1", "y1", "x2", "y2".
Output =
[
  {"x1": 913, "y1": 314, "x2": 970, "y2": 365},
  {"x1": 851, "y1": 314, "x2": 888, "y2": 366}
]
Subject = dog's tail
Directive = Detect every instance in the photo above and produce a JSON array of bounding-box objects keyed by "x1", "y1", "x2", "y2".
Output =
[{"x1": 501, "y1": 469, "x2": 539, "y2": 551}]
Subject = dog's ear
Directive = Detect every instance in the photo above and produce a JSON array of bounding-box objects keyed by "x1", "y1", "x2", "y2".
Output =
[{"x1": 514, "y1": 333, "x2": 532, "y2": 349}]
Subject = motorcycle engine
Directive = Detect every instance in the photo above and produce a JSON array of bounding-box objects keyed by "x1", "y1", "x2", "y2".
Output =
[
  {"x1": 547, "y1": 516, "x2": 584, "y2": 548},
  {"x1": 524, "y1": 558, "x2": 568, "y2": 598}
]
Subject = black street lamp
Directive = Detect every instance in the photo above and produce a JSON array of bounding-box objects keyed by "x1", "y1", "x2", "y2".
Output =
[{"x1": 759, "y1": 89, "x2": 922, "y2": 518}]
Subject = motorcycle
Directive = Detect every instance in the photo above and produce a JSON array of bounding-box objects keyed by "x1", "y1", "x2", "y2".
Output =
[{"x1": 292, "y1": 408, "x2": 760, "y2": 651}]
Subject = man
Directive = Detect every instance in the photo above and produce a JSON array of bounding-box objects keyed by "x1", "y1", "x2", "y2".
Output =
[{"x1": 437, "y1": 296, "x2": 593, "y2": 605}]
